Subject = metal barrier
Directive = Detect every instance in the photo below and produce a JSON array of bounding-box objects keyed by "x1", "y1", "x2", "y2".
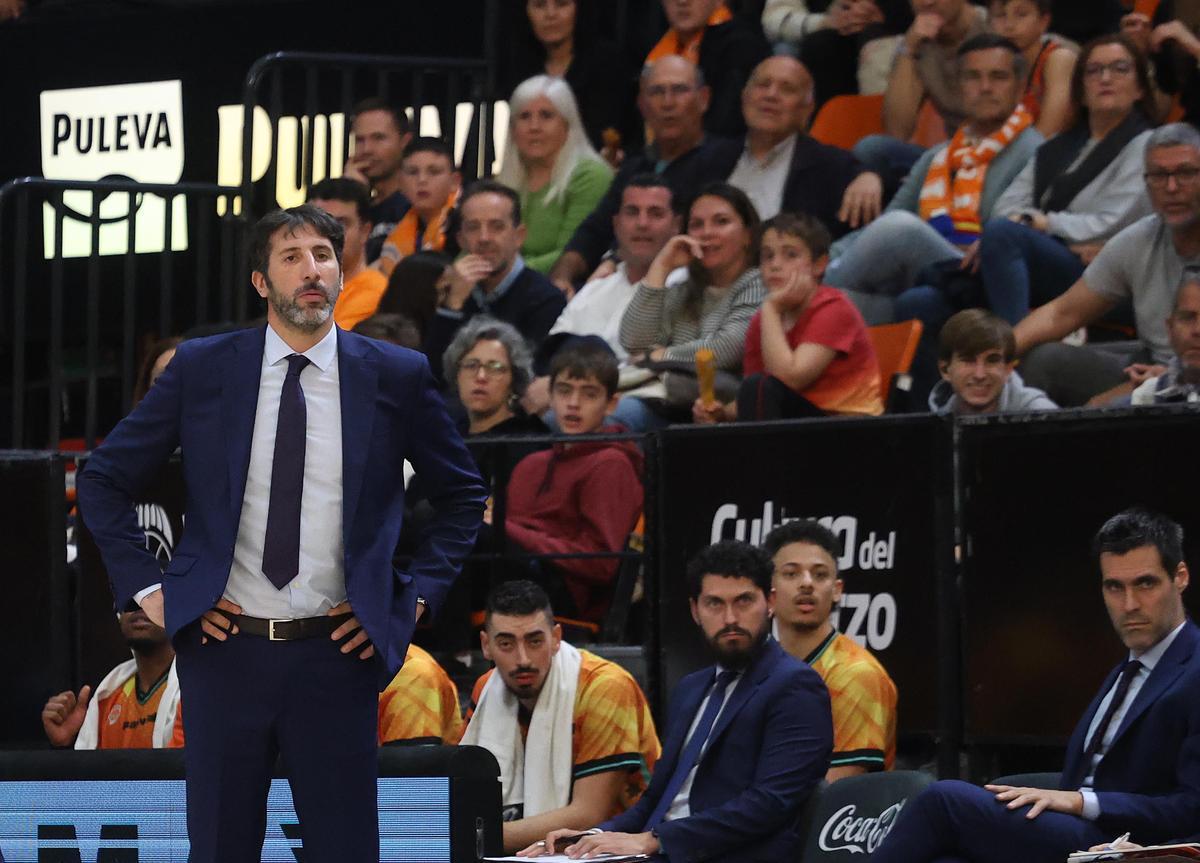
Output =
[
  {"x1": 239, "y1": 39, "x2": 499, "y2": 218},
  {"x1": 0, "y1": 177, "x2": 249, "y2": 449}
]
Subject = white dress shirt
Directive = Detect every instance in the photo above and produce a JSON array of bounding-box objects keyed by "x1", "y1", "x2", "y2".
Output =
[
  {"x1": 663, "y1": 669, "x2": 743, "y2": 822},
  {"x1": 1077, "y1": 619, "x2": 1187, "y2": 819},
  {"x1": 727, "y1": 134, "x2": 797, "y2": 221},
  {"x1": 222, "y1": 323, "x2": 346, "y2": 619},
  {"x1": 549, "y1": 265, "x2": 687, "y2": 361}
]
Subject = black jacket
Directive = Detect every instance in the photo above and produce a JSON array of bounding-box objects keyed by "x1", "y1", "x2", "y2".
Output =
[{"x1": 697, "y1": 17, "x2": 771, "y2": 139}]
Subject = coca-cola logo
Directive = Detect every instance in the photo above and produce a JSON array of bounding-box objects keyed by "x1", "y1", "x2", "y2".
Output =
[{"x1": 818, "y1": 799, "x2": 907, "y2": 854}]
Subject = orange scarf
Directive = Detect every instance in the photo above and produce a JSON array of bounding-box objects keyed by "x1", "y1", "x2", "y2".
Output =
[
  {"x1": 378, "y1": 188, "x2": 459, "y2": 277},
  {"x1": 646, "y1": 3, "x2": 733, "y2": 65},
  {"x1": 918, "y1": 104, "x2": 1033, "y2": 244}
]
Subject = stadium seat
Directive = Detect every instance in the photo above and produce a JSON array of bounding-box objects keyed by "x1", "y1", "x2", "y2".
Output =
[
  {"x1": 911, "y1": 99, "x2": 949, "y2": 148},
  {"x1": 556, "y1": 513, "x2": 645, "y2": 643},
  {"x1": 868, "y1": 320, "x2": 923, "y2": 411},
  {"x1": 989, "y1": 771, "x2": 1062, "y2": 788},
  {"x1": 796, "y1": 770, "x2": 935, "y2": 862},
  {"x1": 810, "y1": 94, "x2": 885, "y2": 151}
]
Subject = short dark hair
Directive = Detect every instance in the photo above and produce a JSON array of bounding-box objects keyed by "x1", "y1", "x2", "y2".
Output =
[
  {"x1": 550, "y1": 341, "x2": 620, "y2": 398},
  {"x1": 460, "y1": 179, "x2": 522, "y2": 226},
  {"x1": 1093, "y1": 508, "x2": 1186, "y2": 576},
  {"x1": 686, "y1": 541, "x2": 774, "y2": 600},
  {"x1": 353, "y1": 313, "x2": 422, "y2": 349},
  {"x1": 938, "y1": 308, "x2": 1016, "y2": 364},
  {"x1": 308, "y1": 177, "x2": 372, "y2": 221},
  {"x1": 484, "y1": 579, "x2": 554, "y2": 626},
  {"x1": 762, "y1": 520, "x2": 842, "y2": 570},
  {"x1": 402, "y1": 136, "x2": 456, "y2": 167},
  {"x1": 758, "y1": 211, "x2": 832, "y2": 262},
  {"x1": 248, "y1": 204, "x2": 345, "y2": 277},
  {"x1": 624, "y1": 173, "x2": 679, "y2": 214},
  {"x1": 1070, "y1": 34, "x2": 1156, "y2": 125},
  {"x1": 351, "y1": 97, "x2": 412, "y2": 136},
  {"x1": 958, "y1": 33, "x2": 1028, "y2": 79},
  {"x1": 989, "y1": 0, "x2": 1051, "y2": 14}
]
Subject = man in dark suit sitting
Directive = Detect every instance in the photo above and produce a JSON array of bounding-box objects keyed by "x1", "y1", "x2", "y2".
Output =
[
  {"x1": 521, "y1": 540, "x2": 833, "y2": 862},
  {"x1": 872, "y1": 507, "x2": 1200, "y2": 863}
]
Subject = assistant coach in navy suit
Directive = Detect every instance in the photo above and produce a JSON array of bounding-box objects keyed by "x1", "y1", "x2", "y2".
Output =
[
  {"x1": 77, "y1": 205, "x2": 486, "y2": 863},
  {"x1": 525, "y1": 541, "x2": 833, "y2": 862},
  {"x1": 872, "y1": 508, "x2": 1200, "y2": 863}
]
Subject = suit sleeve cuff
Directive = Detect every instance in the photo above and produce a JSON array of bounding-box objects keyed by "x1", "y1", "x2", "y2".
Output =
[
  {"x1": 1079, "y1": 789, "x2": 1100, "y2": 820},
  {"x1": 436, "y1": 307, "x2": 465, "y2": 320},
  {"x1": 134, "y1": 583, "x2": 163, "y2": 604}
]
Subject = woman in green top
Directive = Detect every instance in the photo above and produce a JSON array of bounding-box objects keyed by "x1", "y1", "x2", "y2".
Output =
[{"x1": 496, "y1": 74, "x2": 613, "y2": 276}]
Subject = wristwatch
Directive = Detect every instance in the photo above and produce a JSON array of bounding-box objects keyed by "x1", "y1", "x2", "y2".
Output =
[{"x1": 416, "y1": 596, "x2": 428, "y2": 609}]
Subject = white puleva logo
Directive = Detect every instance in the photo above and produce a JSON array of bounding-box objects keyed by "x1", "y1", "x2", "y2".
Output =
[
  {"x1": 818, "y1": 799, "x2": 907, "y2": 855},
  {"x1": 136, "y1": 502, "x2": 174, "y2": 564},
  {"x1": 39, "y1": 80, "x2": 187, "y2": 258}
]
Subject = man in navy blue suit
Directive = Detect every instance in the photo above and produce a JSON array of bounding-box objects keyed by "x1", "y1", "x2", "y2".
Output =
[
  {"x1": 77, "y1": 204, "x2": 486, "y2": 863},
  {"x1": 523, "y1": 540, "x2": 833, "y2": 862},
  {"x1": 872, "y1": 508, "x2": 1200, "y2": 863}
]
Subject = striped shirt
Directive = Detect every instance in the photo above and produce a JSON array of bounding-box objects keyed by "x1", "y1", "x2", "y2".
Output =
[{"x1": 618, "y1": 268, "x2": 766, "y2": 371}]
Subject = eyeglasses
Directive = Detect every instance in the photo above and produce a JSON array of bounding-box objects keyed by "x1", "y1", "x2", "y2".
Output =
[
  {"x1": 1144, "y1": 167, "x2": 1200, "y2": 188},
  {"x1": 1083, "y1": 59, "x2": 1135, "y2": 79},
  {"x1": 643, "y1": 83, "x2": 696, "y2": 100},
  {"x1": 458, "y1": 358, "x2": 511, "y2": 377}
]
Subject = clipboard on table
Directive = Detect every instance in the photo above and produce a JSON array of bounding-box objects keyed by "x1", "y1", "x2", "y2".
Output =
[{"x1": 1068, "y1": 843, "x2": 1200, "y2": 863}]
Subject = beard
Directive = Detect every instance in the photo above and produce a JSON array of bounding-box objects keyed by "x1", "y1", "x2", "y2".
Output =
[
  {"x1": 265, "y1": 274, "x2": 341, "y2": 333},
  {"x1": 126, "y1": 636, "x2": 165, "y2": 655},
  {"x1": 706, "y1": 620, "x2": 769, "y2": 670}
]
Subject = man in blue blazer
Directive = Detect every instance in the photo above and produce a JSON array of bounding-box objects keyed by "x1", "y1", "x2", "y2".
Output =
[
  {"x1": 525, "y1": 540, "x2": 833, "y2": 862},
  {"x1": 872, "y1": 508, "x2": 1200, "y2": 863},
  {"x1": 77, "y1": 205, "x2": 486, "y2": 863}
]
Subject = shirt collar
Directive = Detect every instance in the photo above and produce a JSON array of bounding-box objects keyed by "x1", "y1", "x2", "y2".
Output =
[
  {"x1": 473, "y1": 255, "x2": 525, "y2": 307},
  {"x1": 264, "y1": 321, "x2": 338, "y2": 372},
  {"x1": 741, "y1": 133, "x2": 798, "y2": 168},
  {"x1": 1132, "y1": 619, "x2": 1187, "y2": 667}
]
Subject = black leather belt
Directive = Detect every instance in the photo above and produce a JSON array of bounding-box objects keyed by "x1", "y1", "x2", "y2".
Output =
[{"x1": 235, "y1": 613, "x2": 352, "y2": 641}]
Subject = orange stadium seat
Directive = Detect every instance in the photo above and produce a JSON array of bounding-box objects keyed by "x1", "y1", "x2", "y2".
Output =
[
  {"x1": 810, "y1": 94, "x2": 885, "y2": 150},
  {"x1": 911, "y1": 99, "x2": 949, "y2": 148},
  {"x1": 869, "y1": 320, "x2": 923, "y2": 409}
]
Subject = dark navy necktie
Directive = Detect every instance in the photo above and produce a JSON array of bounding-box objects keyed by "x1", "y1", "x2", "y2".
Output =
[
  {"x1": 645, "y1": 669, "x2": 739, "y2": 830},
  {"x1": 1084, "y1": 658, "x2": 1143, "y2": 760},
  {"x1": 262, "y1": 353, "x2": 310, "y2": 590}
]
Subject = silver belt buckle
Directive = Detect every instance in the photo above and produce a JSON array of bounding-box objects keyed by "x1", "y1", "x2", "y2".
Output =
[{"x1": 268, "y1": 619, "x2": 284, "y2": 641}]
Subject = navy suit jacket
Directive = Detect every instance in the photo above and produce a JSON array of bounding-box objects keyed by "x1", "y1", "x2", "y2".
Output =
[
  {"x1": 1059, "y1": 620, "x2": 1200, "y2": 843},
  {"x1": 76, "y1": 326, "x2": 486, "y2": 686},
  {"x1": 601, "y1": 638, "x2": 832, "y2": 863}
]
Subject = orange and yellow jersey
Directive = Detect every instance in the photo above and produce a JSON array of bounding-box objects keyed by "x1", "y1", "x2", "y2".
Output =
[
  {"x1": 333, "y1": 267, "x2": 389, "y2": 330},
  {"x1": 378, "y1": 644, "x2": 465, "y2": 745},
  {"x1": 96, "y1": 671, "x2": 181, "y2": 750},
  {"x1": 470, "y1": 649, "x2": 660, "y2": 817},
  {"x1": 806, "y1": 631, "x2": 897, "y2": 771}
]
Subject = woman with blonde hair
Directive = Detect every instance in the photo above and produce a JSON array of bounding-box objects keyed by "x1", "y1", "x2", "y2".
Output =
[{"x1": 496, "y1": 74, "x2": 612, "y2": 275}]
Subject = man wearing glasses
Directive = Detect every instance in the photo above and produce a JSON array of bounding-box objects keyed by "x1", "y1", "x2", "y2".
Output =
[{"x1": 1014, "y1": 122, "x2": 1200, "y2": 406}]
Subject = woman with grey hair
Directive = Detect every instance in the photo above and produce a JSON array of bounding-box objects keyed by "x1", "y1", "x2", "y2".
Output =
[{"x1": 495, "y1": 74, "x2": 613, "y2": 274}]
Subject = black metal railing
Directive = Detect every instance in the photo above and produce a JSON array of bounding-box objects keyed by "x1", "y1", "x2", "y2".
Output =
[{"x1": 0, "y1": 177, "x2": 249, "y2": 449}]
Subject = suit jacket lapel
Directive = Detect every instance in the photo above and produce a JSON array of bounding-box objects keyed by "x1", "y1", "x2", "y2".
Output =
[
  {"x1": 702, "y1": 641, "x2": 779, "y2": 758},
  {"x1": 338, "y1": 332, "x2": 378, "y2": 549},
  {"x1": 1111, "y1": 622, "x2": 1197, "y2": 746},
  {"x1": 657, "y1": 672, "x2": 713, "y2": 778},
  {"x1": 1062, "y1": 663, "x2": 1121, "y2": 789},
  {"x1": 220, "y1": 327, "x2": 266, "y2": 522}
]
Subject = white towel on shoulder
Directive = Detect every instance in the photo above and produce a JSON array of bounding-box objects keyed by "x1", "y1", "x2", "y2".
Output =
[
  {"x1": 461, "y1": 641, "x2": 582, "y2": 816},
  {"x1": 74, "y1": 657, "x2": 180, "y2": 750}
]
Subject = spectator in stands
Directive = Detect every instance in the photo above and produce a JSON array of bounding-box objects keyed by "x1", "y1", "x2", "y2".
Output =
[
  {"x1": 980, "y1": 34, "x2": 1155, "y2": 325},
  {"x1": 928, "y1": 308, "x2": 1057, "y2": 413},
  {"x1": 377, "y1": 643, "x2": 464, "y2": 745},
  {"x1": 344, "y1": 98, "x2": 413, "y2": 262},
  {"x1": 496, "y1": 76, "x2": 614, "y2": 277},
  {"x1": 854, "y1": 0, "x2": 990, "y2": 192},
  {"x1": 374, "y1": 250, "x2": 450, "y2": 345},
  {"x1": 871, "y1": 507, "x2": 1200, "y2": 862},
  {"x1": 762, "y1": 0, "x2": 914, "y2": 108},
  {"x1": 376, "y1": 138, "x2": 461, "y2": 278},
  {"x1": 131, "y1": 336, "x2": 181, "y2": 406},
  {"x1": 988, "y1": 0, "x2": 1075, "y2": 138},
  {"x1": 461, "y1": 580, "x2": 660, "y2": 854},
  {"x1": 425, "y1": 181, "x2": 566, "y2": 380},
  {"x1": 1014, "y1": 123, "x2": 1200, "y2": 407},
  {"x1": 352, "y1": 313, "x2": 422, "y2": 350},
  {"x1": 615, "y1": 182, "x2": 766, "y2": 431},
  {"x1": 501, "y1": 342, "x2": 643, "y2": 624},
  {"x1": 548, "y1": 56, "x2": 742, "y2": 293},
  {"x1": 308, "y1": 178, "x2": 387, "y2": 330},
  {"x1": 728, "y1": 55, "x2": 882, "y2": 232},
  {"x1": 764, "y1": 520, "x2": 896, "y2": 779},
  {"x1": 647, "y1": 0, "x2": 771, "y2": 138},
  {"x1": 694, "y1": 212, "x2": 882, "y2": 422},
  {"x1": 525, "y1": 541, "x2": 832, "y2": 862},
  {"x1": 827, "y1": 34, "x2": 1042, "y2": 325},
  {"x1": 501, "y1": 0, "x2": 633, "y2": 153},
  {"x1": 42, "y1": 608, "x2": 182, "y2": 749},
  {"x1": 1123, "y1": 1, "x2": 1200, "y2": 127}
]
